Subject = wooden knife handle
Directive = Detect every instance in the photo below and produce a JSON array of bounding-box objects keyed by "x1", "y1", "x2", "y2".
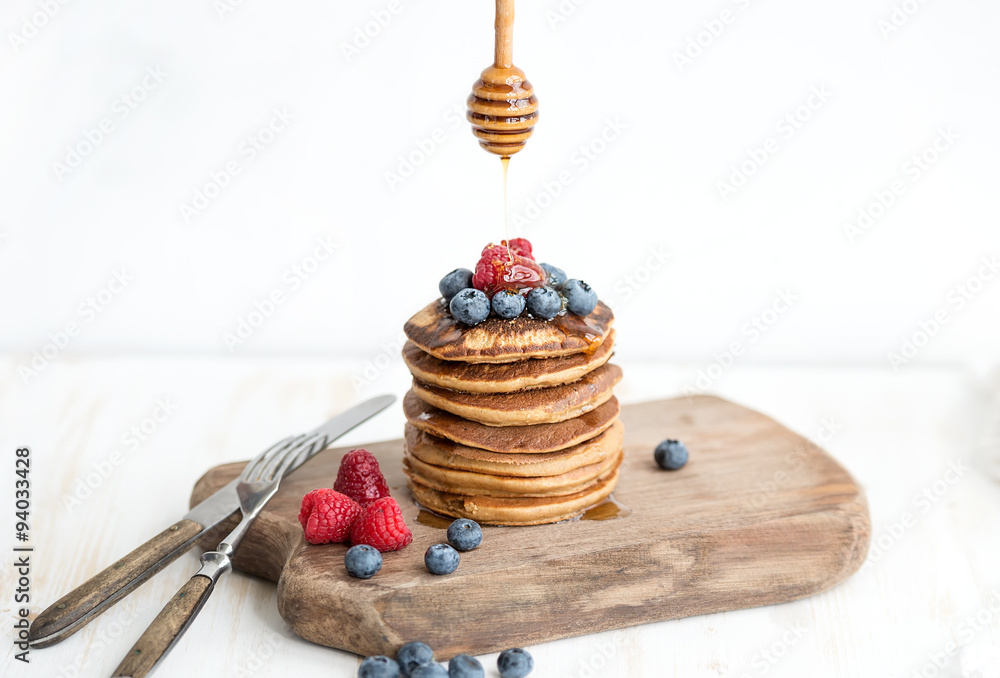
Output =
[
  {"x1": 29, "y1": 519, "x2": 204, "y2": 648},
  {"x1": 112, "y1": 574, "x2": 215, "y2": 678}
]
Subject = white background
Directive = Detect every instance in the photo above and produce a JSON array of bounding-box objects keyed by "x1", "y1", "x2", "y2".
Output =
[
  {"x1": 1, "y1": 0, "x2": 998, "y2": 375},
  {"x1": 3, "y1": 1, "x2": 1000, "y2": 678}
]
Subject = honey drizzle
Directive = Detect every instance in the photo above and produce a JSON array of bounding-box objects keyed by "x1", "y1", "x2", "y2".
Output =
[
  {"x1": 552, "y1": 310, "x2": 607, "y2": 353},
  {"x1": 502, "y1": 155, "x2": 512, "y2": 260}
]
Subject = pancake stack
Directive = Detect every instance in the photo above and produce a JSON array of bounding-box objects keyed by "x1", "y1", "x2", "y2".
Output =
[{"x1": 401, "y1": 298, "x2": 622, "y2": 525}]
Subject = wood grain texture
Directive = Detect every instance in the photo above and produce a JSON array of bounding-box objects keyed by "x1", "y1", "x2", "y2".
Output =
[
  {"x1": 111, "y1": 575, "x2": 214, "y2": 678},
  {"x1": 190, "y1": 396, "x2": 870, "y2": 660},
  {"x1": 29, "y1": 519, "x2": 204, "y2": 648},
  {"x1": 494, "y1": 0, "x2": 514, "y2": 68}
]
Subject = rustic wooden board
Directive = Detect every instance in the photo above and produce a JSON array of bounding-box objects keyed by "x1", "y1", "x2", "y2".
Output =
[{"x1": 190, "y1": 395, "x2": 870, "y2": 660}]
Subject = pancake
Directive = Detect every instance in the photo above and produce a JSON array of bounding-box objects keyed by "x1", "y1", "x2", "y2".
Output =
[
  {"x1": 402, "y1": 330, "x2": 615, "y2": 394},
  {"x1": 404, "y1": 420, "x2": 625, "y2": 477},
  {"x1": 404, "y1": 449, "x2": 622, "y2": 498},
  {"x1": 411, "y1": 363, "x2": 623, "y2": 426},
  {"x1": 404, "y1": 299, "x2": 614, "y2": 363},
  {"x1": 403, "y1": 390, "x2": 620, "y2": 453},
  {"x1": 407, "y1": 467, "x2": 620, "y2": 526}
]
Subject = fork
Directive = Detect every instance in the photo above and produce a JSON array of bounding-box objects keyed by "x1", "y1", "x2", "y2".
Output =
[{"x1": 111, "y1": 430, "x2": 330, "y2": 678}]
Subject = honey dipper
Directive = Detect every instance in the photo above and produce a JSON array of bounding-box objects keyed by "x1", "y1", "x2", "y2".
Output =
[{"x1": 467, "y1": 0, "x2": 539, "y2": 157}]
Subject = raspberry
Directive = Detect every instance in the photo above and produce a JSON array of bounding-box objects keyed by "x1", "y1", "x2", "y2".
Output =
[
  {"x1": 350, "y1": 496, "x2": 413, "y2": 552},
  {"x1": 298, "y1": 489, "x2": 361, "y2": 544},
  {"x1": 507, "y1": 238, "x2": 534, "y2": 260},
  {"x1": 334, "y1": 448, "x2": 391, "y2": 506},
  {"x1": 472, "y1": 240, "x2": 546, "y2": 298}
]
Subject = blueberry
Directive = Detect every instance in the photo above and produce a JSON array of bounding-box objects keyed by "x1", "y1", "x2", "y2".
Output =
[
  {"x1": 562, "y1": 279, "x2": 598, "y2": 316},
  {"x1": 449, "y1": 288, "x2": 490, "y2": 325},
  {"x1": 526, "y1": 287, "x2": 561, "y2": 320},
  {"x1": 448, "y1": 654, "x2": 485, "y2": 678},
  {"x1": 397, "y1": 642, "x2": 435, "y2": 676},
  {"x1": 345, "y1": 544, "x2": 382, "y2": 579},
  {"x1": 359, "y1": 655, "x2": 401, "y2": 678},
  {"x1": 424, "y1": 543, "x2": 460, "y2": 575},
  {"x1": 491, "y1": 290, "x2": 526, "y2": 319},
  {"x1": 540, "y1": 263, "x2": 567, "y2": 287},
  {"x1": 447, "y1": 519, "x2": 482, "y2": 552},
  {"x1": 410, "y1": 664, "x2": 448, "y2": 678},
  {"x1": 497, "y1": 648, "x2": 533, "y2": 678},
  {"x1": 654, "y1": 439, "x2": 689, "y2": 470},
  {"x1": 439, "y1": 269, "x2": 474, "y2": 302}
]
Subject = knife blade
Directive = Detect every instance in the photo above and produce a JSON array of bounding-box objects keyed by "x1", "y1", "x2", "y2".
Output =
[{"x1": 28, "y1": 394, "x2": 395, "y2": 648}]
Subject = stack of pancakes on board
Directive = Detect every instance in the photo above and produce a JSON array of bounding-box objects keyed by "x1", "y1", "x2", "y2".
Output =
[{"x1": 402, "y1": 298, "x2": 622, "y2": 525}]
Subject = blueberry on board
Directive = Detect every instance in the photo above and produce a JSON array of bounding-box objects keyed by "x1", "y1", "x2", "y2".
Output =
[
  {"x1": 526, "y1": 286, "x2": 561, "y2": 320},
  {"x1": 447, "y1": 519, "x2": 483, "y2": 552},
  {"x1": 540, "y1": 263, "x2": 567, "y2": 288},
  {"x1": 448, "y1": 654, "x2": 485, "y2": 678},
  {"x1": 397, "y1": 642, "x2": 435, "y2": 676},
  {"x1": 562, "y1": 279, "x2": 598, "y2": 316},
  {"x1": 491, "y1": 290, "x2": 526, "y2": 319},
  {"x1": 424, "y1": 543, "x2": 460, "y2": 575},
  {"x1": 439, "y1": 269, "x2": 474, "y2": 302},
  {"x1": 654, "y1": 439, "x2": 689, "y2": 470},
  {"x1": 410, "y1": 665, "x2": 449, "y2": 678},
  {"x1": 345, "y1": 544, "x2": 382, "y2": 579},
  {"x1": 449, "y1": 288, "x2": 491, "y2": 325},
  {"x1": 359, "y1": 655, "x2": 401, "y2": 678},
  {"x1": 497, "y1": 648, "x2": 534, "y2": 678}
]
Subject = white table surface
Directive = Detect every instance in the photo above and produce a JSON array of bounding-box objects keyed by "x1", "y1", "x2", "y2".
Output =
[{"x1": 2, "y1": 356, "x2": 999, "y2": 678}]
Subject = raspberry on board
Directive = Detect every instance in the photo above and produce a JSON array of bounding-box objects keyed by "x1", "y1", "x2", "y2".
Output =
[
  {"x1": 350, "y1": 496, "x2": 413, "y2": 552},
  {"x1": 334, "y1": 448, "x2": 391, "y2": 506},
  {"x1": 298, "y1": 489, "x2": 362, "y2": 544}
]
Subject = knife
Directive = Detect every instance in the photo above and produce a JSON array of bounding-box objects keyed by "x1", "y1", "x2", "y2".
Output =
[{"x1": 28, "y1": 395, "x2": 395, "y2": 648}]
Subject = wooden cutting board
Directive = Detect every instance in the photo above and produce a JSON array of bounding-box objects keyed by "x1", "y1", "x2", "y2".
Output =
[{"x1": 190, "y1": 395, "x2": 870, "y2": 660}]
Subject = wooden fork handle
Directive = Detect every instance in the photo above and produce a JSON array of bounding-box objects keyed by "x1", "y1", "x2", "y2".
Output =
[
  {"x1": 28, "y1": 519, "x2": 205, "y2": 648},
  {"x1": 111, "y1": 574, "x2": 216, "y2": 678}
]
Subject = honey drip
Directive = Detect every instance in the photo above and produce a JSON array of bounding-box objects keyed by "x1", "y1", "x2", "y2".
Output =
[
  {"x1": 502, "y1": 155, "x2": 511, "y2": 258},
  {"x1": 552, "y1": 310, "x2": 607, "y2": 353}
]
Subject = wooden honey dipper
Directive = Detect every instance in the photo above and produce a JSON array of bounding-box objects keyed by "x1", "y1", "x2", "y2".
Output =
[{"x1": 467, "y1": 0, "x2": 538, "y2": 157}]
